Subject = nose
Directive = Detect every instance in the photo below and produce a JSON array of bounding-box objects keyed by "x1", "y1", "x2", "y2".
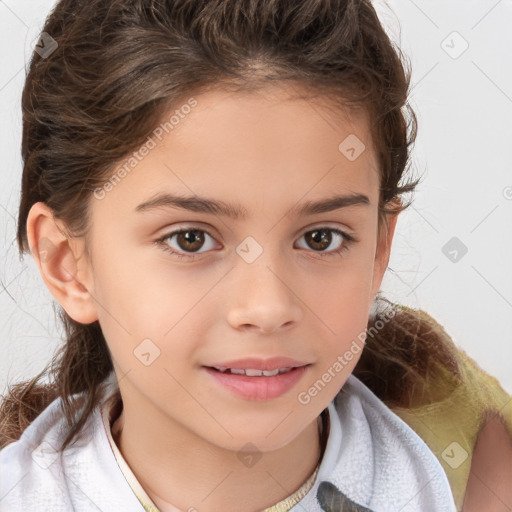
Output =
[{"x1": 226, "y1": 260, "x2": 302, "y2": 334}]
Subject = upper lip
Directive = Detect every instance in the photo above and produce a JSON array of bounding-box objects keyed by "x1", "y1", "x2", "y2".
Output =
[{"x1": 206, "y1": 357, "x2": 309, "y2": 371}]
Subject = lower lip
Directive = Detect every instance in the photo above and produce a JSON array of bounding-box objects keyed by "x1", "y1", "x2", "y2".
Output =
[{"x1": 203, "y1": 366, "x2": 309, "y2": 401}]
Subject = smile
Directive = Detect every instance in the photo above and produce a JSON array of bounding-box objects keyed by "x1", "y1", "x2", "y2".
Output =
[{"x1": 203, "y1": 365, "x2": 310, "y2": 401}]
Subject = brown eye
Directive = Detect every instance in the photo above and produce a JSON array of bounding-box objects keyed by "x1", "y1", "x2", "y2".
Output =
[
  {"x1": 157, "y1": 228, "x2": 218, "y2": 259},
  {"x1": 304, "y1": 229, "x2": 333, "y2": 251},
  {"x1": 295, "y1": 227, "x2": 356, "y2": 258},
  {"x1": 175, "y1": 230, "x2": 205, "y2": 252}
]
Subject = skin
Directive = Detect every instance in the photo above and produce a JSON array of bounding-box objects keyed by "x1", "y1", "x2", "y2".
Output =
[
  {"x1": 26, "y1": 83, "x2": 399, "y2": 512},
  {"x1": 462, "y1": 413, "x2": 512, "y2": 512}
]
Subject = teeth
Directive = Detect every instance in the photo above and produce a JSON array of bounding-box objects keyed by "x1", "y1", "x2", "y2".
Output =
[
  {"x1": 244, "y1": 369, "x2": 263, "y2": 376},
  {"x1": 212, "y1": 366, "x2": 295, "y2": 376}
]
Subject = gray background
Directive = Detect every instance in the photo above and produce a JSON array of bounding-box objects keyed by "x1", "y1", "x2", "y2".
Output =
[{"x1": 1, "y1": 0, "x2": 511, "y2": 395}]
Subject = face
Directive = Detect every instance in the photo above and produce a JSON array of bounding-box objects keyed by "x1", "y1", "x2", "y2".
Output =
[{"x1": 32, "y1": 83, "x2": 398, "y2": 453}]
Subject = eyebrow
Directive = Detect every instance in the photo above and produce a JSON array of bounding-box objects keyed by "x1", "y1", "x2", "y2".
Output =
[{"x1": 134, "y1": 192, "x2": 370, "y2": 219}]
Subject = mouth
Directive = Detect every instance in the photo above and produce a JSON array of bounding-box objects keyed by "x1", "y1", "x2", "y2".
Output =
[{"x1": 202, "y1": 364, "x2": 311, "y2": 401}]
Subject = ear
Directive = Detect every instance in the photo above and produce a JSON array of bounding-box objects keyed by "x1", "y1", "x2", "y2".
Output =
[
  {"x1": 26, "y1": 201, "x2": 98, "y2": 324},
  {"x1": 369, "y1": 204, "x2": 400, "y2": 302}
]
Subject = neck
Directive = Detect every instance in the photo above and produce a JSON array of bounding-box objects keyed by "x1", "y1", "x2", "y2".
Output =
[{"x1": 111, "y1": 398, "x2": 324, "y2": 512}]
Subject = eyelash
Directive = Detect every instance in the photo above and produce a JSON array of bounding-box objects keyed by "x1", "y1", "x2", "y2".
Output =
[{"x1": 155, "y1": 226, "x2": 358, "y2": 261}]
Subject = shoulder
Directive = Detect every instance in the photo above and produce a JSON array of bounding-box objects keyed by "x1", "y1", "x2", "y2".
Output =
[
  {"x1": 0, "y1": 394, "x2": 78, "y2": 510},
  {"x1": 462, "y1": 408, "x2": 512, "y2": 511},
  {"x1": 0, "y1": 376, "x2": 142, "y2": 511},
  {"x1": 394, "y1": 349, "x2": 512, "y2": 511},
  {"x1": 366, "y1": 307, "x2": 512, "y2": 511},
  {"x1": 323, "y1": 374, "x2": 457, "y2": 511}
]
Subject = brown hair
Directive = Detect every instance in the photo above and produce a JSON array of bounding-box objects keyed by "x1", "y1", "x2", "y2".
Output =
[{"x1": 1, "y1": 0, "x2": 425, "y2": 452}]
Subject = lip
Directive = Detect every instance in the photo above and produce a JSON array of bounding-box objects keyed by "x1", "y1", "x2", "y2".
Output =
[
  {"x1": 206, "y1": 357, "x2": 309, "y2": 371},
  {"x1": 203, "y1": 364, "x2": 310, "y2": 401}
]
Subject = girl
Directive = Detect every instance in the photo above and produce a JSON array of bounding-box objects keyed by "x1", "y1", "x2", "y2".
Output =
[{"x1": 0, "y1": 1, "x2": 510, "y2": 511}]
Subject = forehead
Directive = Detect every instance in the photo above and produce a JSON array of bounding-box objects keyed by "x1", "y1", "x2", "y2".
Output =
[
  {"x1": 165, "y1": 83, "x2": 375, "y2": 166},
  {"x1": 98, "y1": 83, "x2": 380, "y2": 219}
]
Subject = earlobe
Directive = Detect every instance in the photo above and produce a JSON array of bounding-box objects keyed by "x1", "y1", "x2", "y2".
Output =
[{"x1": 26, "y1": 201, "x2": 98, "y2": 324}]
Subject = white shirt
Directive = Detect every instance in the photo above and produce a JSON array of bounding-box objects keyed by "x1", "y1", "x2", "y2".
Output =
[{"x1": 0, "y1": 373, "x2": 457, "y2": 511}]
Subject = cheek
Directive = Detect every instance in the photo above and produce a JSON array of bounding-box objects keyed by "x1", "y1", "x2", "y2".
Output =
[
  {"x1": 318, "y1": 298, "x2": 371, "y2": 363},
  {"x1": 308, "y1": 255, "x2": 375, "y2": 363},
  {"x1": 92, "y1": 261, "x2": 209, "y2": 370},
  {"x1": 314, "y1": 302, "x2": 370, "y2": 390},
  {"x1": 312, "y1": 255, "x2": 376, "y2": 322}
]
